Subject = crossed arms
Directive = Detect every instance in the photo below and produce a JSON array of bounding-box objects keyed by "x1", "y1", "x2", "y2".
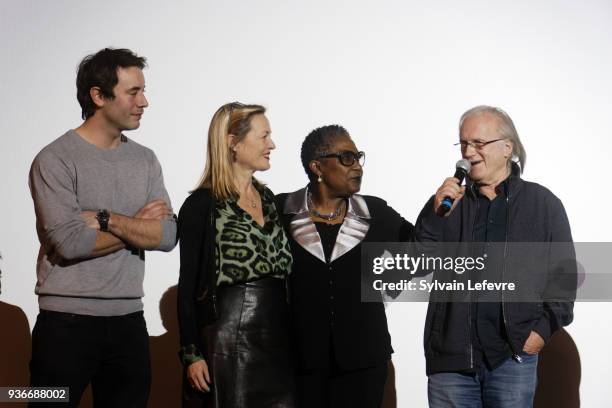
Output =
[
  {"x1": 80, "y1": 199, "x2": 174, "y2": 258},
  {"x1": 29, "y1": 149, "x2": 177, "y2": 261}
]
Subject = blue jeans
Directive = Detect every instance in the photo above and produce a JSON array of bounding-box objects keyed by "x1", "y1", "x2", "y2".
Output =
[{"x1": 428, "y1": 354, "x2": 538, "y2": 408}]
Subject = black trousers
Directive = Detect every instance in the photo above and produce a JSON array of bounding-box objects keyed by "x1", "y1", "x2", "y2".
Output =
[
  {"x1": 297, "y1": 344, "x2": 388, "y2": 408},
  {"x1": 29, "y1": 309, "x2": 151, "y2": 408}
]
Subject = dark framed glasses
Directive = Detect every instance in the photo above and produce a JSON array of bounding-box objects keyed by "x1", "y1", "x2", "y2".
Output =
[{"x1": 317, "y1": 150, "x2": 365, "y2": 167}]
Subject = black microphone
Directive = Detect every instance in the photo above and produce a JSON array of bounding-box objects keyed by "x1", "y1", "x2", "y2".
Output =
[{"x1": 437, "y1": 159, "x2": 471, "y2": 216}]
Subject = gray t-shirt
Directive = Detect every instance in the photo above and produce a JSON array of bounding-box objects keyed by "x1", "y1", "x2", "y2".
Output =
[{"x1": 29, "y1": 130, "x2": 177, "y2": 316}]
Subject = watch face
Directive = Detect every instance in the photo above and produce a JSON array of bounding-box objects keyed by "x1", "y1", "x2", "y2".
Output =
[{"x1": 97, "y1": 209, "x2": 109, "y2": 231}]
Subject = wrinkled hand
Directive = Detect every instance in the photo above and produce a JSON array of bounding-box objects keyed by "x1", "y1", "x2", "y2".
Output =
[
  {"x1": 433, "y1": 177, "x2": 466, "y2": 216},
  {"x1": 135, "y1": 199, "x2": 173, "y2": 220},
  {"x1": 523, "y1": 331, "x2": 545, "y2": 355},
  {"x1": 81, "y1": 210, "x2": 100, "y2": 229},
  {"x1": 187, "y1": 359, "x2": 211, "y2": 393}
]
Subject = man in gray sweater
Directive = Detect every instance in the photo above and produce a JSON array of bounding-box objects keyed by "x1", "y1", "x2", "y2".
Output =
[{"x1": 28, "y1": 48, "x2": 177, "y2": 407}]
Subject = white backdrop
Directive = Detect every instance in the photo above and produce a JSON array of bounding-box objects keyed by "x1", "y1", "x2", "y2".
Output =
[{"x1": 1, "y1": 1, "x2": 611, "y2": 406}]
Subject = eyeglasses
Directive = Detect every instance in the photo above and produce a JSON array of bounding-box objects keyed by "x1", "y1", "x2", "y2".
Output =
[
  {"x1": 316, "y1": 150, "x2": 365, "y2": 167},
  {"x1": 454, "y1": 138, "x2": 505, "y2": 150}
]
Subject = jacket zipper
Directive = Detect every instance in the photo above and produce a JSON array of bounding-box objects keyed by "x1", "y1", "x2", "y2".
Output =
[
  {"x1": 500, "y1": 194, "x2": 522, "y2": 362},
  {"x1": 468, "y1": 198, "x2": 478, "y2": 369}
]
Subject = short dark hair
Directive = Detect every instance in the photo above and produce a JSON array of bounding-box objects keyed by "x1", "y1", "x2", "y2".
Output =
[
  {"x1": 300, "y1": 124, "x2": 350, "y2": 181},
  {"x1": 76, "y1": 48, "x2": 147, "y2": 120}
]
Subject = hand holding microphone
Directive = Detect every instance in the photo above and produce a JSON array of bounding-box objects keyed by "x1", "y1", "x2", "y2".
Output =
[{"x1": 435, "y1": 159, "x2": 471, "y2": 216}]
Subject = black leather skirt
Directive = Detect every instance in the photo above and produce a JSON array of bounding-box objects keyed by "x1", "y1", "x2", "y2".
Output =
[{"x1": 185, "y1": 277, "x2": 296, "y2": 408}]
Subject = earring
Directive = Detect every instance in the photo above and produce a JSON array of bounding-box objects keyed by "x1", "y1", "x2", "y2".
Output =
[{"x1": 317, "y1": 175, "x2": 322, "y2": 183}]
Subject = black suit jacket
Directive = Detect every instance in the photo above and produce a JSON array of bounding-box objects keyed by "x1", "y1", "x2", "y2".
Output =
[{"x1": 276, "y1": 188, "x2": 414, "y2": 370}]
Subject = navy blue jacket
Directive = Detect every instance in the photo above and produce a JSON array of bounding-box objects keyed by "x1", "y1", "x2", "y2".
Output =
[{"x1": 415, "y1": 170, "x2": 576, "y2": 375}]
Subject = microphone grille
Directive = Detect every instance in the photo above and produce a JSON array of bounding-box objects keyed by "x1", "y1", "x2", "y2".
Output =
[{"x1": 456, "y1": 159, "x2": 471, "y2": 173}]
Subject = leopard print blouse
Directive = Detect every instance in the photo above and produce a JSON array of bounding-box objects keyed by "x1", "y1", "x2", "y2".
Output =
[{"x1": 215, "y1": 183, "x2": 292, "y2": 286}]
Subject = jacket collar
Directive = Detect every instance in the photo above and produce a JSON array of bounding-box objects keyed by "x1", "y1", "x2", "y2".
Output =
[
  {"x1": 466, "y1": 162, "x2": 523, "y2": 200},
  {"x1": 283, "y1": 187, "x2": 371, "y2": 263}
]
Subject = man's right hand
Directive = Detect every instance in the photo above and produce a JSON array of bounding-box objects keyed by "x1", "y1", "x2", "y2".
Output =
[
  {"x1": 135, "y1": 199, "x2": 173, "y2": 220},
  {"x1": 187, "y1": 359, "x2": 211, "y2": 393},
  {"x1": 433, "y1": 177, "x2": 466, "y2": 216}
]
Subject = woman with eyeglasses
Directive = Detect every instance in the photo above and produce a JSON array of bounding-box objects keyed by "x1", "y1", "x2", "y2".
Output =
[
  {"x1": 275, "y1": 125, "x2": 415, "y2": 408},
  {"x1": 177, "y1": 102, "x2": 296, "y2": 407}
]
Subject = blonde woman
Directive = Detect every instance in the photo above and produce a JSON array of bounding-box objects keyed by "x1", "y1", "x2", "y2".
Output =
[{"x1": 177, "y1": 102, "x2": 296, "y2": 407}]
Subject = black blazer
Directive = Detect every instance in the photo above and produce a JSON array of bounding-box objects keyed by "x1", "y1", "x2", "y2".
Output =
[{"x1": 276, "y1": 188, "x2": 414, "y2": 370}]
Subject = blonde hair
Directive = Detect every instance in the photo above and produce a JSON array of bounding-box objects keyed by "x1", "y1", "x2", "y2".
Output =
[{"x1": 194, "y1": 102, "x2": 266, "y2": 199}]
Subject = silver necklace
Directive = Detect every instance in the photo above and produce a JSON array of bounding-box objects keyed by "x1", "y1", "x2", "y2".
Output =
[{"x1": 307, "y1": 191, "x2": 343, "y2": 221}]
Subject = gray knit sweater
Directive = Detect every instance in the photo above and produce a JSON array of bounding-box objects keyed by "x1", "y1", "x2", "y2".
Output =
[{"x1": 29, "y1": 130, "x2": 177, "y2": 316}]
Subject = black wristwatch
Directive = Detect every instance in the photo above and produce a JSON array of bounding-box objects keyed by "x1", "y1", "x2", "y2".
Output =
[{"x1": 96, "y1": 209, "x2": 110, "y2": 232}]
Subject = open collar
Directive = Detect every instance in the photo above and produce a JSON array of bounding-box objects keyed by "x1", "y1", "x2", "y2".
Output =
[
  {"x1": 466, "y1": 163, "x2": 524, "y2": 200},
  {"x1": 283, "y1": 187, "x2": 371, "y2": 263}
]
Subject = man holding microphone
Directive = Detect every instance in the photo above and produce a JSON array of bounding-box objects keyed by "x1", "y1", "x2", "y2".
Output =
[{"x1": 415, "y1": 106, "x2": 576, "y2": 407}]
